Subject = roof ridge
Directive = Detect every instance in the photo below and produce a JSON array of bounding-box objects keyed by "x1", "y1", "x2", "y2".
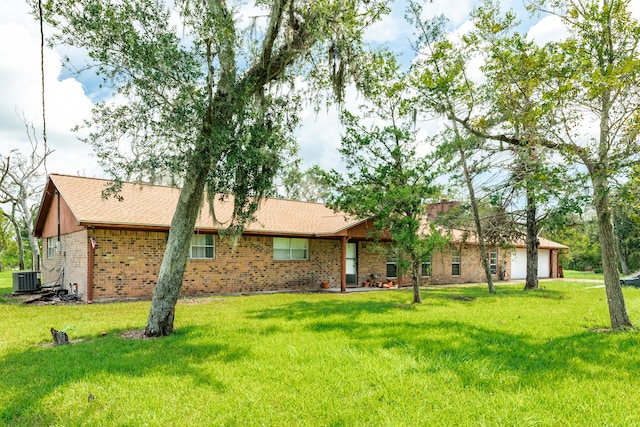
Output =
[
  {"x1": 262, "y1": 196, "x2": 330, "y2": 207},
  {"x1": 49, "y1": 173, "x2": 331, "y2": 206},
  {"x1": 50, "y1": 173, "x2": 181, "y2": 191}
]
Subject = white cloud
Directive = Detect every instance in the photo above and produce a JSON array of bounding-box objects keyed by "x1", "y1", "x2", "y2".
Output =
[
  {"x1": 526, "y1": 14, "x2": 569, "y2": 44},
  {"x1": 421, "y1": 0, "x2": 477, "y2": 28},
  {"x1": 631, "y1": 1, "x2": 640, "y2": 19},
  {"x1": 364, "y1": 12, "x2": 403, "y2": 43},
  {"x1": 3, "y1": 0, "x2": 639, "y2": 187},
  {"x1": 295, "y1": 105, "x2": 343, "y2": 171},
  {"x1": 0, "y1": 1, "x2": 99, "y2": 176}
]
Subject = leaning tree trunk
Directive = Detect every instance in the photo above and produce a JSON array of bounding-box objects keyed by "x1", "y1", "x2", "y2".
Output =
[
  {"x1": 592, "y1": 174, "x2": 632, "y2": 329},
  {"x1": 523, "y1": 191, "x2": 539, "y2": 290},
  {"x1": 145, "y1": 164, "x2": 208, "y2": 337},
  {"x1": 459, "y1": 147, "x2": 495, "y2": 293}
]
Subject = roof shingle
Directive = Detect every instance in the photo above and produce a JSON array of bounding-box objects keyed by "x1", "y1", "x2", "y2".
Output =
[
  {"x1": 48, "y1": 173, "x2": 361, "y2": 236},
  {"x1": 40, "y1": 174, "x2": 569, "y2": 249}
]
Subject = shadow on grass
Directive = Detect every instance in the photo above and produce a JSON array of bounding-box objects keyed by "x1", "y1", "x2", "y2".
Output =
[
  {"x1": 250, "y1": 298, "x2": 417, "y2": 321},
  {"x1": 0, "y1": 285, "x2": 19, "y2": 304},
  {"x1": 428, "y1": 285, "x2": 569, "y2": 301},
  {"x1": 249, "y1": 286, "x2": 568, "y2": 322},
  {"x1": 248, "y1": 291, "x2": 639, "y2": 393},
  {"x1": 308, "y1": 317, "x2": 639, "y2": 391},
  {"x1": 0, "y1": 326, "x2": 247, "y2": 424}
]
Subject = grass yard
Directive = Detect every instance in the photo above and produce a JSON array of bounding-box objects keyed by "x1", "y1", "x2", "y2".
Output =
[
  {"x1": 1, "y1": 271, "x2": 640, "y2": 426},
  {"x1": 562, "y1": 269, "x2": 605, "y2": 281}
]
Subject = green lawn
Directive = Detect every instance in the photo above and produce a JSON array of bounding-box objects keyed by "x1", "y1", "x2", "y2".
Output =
[
  {"x1": 562, "y1": 269, "x2": 605, "y2": 280},
  {"x1": 1, "y1": 271, "x2": 639, "y2": 426}
]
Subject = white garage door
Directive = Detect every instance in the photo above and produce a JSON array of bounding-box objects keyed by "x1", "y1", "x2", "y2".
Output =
[
  {"x1": 511, "y1": 249, "x2": 527, "y2": 279},
  {"x1": 511, "y1": 248, "x2": 551, "y2": 279},
  {"x1": 538, "y1": 249, "x2": 550, "y2": 278}
]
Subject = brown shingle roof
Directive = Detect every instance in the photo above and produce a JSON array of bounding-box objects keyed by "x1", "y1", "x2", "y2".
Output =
[
  {"x1": 429, "y1": 226, "x2": 568, "y2": 250},
  {"x1": 38, "y1": 174, "x2": 569, "y2": 250},
  {"x1": 46, "y1": 173, "x2": 362, "y2": 236}
]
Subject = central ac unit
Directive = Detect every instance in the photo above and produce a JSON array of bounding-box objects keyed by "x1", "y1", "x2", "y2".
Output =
[{"x1": 12, "y1": 271, "x2": 41, "y2": 293}]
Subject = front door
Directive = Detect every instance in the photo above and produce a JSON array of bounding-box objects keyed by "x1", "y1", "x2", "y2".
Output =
[{"x1": 346, "y1": 242, "x2": 357, "y2": 286}]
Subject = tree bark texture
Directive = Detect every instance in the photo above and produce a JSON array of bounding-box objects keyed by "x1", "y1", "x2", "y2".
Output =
[
  {"x1": 8, "y1": 216, "x2": 25, "y2": 270},
  {"x1": 523, "y1": 192, "x2": 539, "y2": 290},
  {"x1": 592, "y1": 174, "x2": 632, "y2": 329},
  {"x1": 618, "y1": 242, "x2": 630, "y2": 276},
  {"x1": 145, "y1": 165, "x2": 207, "y2": 336},
  {"x1": 411, "y1": 261, "x2": 422, "y2": 304},
  {"x1": 459, "y1": 147, "x2": 495, "y2": 293},
  {"x1": 50, "y1": 327, "x2": 69, "y2": 346}
]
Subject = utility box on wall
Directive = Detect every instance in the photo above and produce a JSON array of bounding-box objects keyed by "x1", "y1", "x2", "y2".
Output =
[{"x1": 12, "y1": 271, "x2": 41, "y2": 293}]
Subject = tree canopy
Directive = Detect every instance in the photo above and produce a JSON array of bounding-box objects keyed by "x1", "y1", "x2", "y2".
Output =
[
  {"x1": 326, "y1": 54, "x2": 447, "y2": 303},
  {"x1": 38, "y1": 0, "x2": 389, "y2": 335},
  {"x1": 407, "y1": 0, "x2": 640, "y2": 329}
]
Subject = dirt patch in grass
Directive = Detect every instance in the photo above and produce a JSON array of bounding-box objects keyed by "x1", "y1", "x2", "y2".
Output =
[
  {"x1": 448, "y1": 295, "x2": 476, "y2": 302},
  {"x1": 38, "y1": 338, "x2": 86, "y2": 348},
  {"x1": 120, "y1": 329, "x2": 155, "y2": 340},
  {"x1": 590, "y1": 327, "x2": 613, "y2": 333},
  {"x1": 178, "y1": 296, "x2": 226, "y2": 305}
]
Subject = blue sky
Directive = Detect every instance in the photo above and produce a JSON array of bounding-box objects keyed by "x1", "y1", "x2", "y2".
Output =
[{"x1": 1, "y1": 0, "x2": 637, "y2": 179}]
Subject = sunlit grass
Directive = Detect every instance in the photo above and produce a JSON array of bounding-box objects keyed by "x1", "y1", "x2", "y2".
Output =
[
  {"x1": 1, "y1": 271, "x2": 639, "y2": 425},
  {"x1": 562, "y1": 269, "x2": 605, "y2": 280}
]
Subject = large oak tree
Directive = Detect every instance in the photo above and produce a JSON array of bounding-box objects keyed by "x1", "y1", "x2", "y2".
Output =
[{"x1": 38, "y1": 0, "x2": 389, "y2": 336}]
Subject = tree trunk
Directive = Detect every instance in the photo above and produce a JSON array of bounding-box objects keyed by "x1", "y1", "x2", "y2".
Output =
[
  {"x1": 50, "y1": 327, "x2": 69, "y2": 345},
  {"x1": 8, "y1": 215, "x2": 25, "y2": 270},
  {"x1": 592, "y1": 174, "x2": 632, "y2": 329},
  {"x1": 590, "y1": 82, "x2": 632, "y2": 330},
  {"x1": 411, "y1": 260, "x2": 422, "y2": 303},
  {"x1": 617, "y1": 236, "x2": 630, "y2": 276},
  {"x1": 19, "y1": 198, "x2": 40, "y2": 270},
  {"x1": 145, "y1": 164, "x2": 208, "y2": 337},
  {"x1": 459, "y1": 147, "x2": 495, "y2": 293},
  {"x1": 523, "y1": 191, "x2": 539, "y2": 290},
  {"x1": 613, "y1": 214, "x2": 630, "y2": 275}
]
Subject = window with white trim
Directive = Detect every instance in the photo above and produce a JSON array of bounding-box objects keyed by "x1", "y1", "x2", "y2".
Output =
[
  {"x1": 489, "y1": 248, "x2": 498, "y2": 275},
  {"x1": 386, "y1": 254, "x2": 398, "y2": 278},
  {"x1": 451, "y1": 247, "x2": 461, "y2": 276},
  {"x1": 190, "y1": 234, "x2": 215, "y2": 259},
  {"x1": 421, "y1": 254, "x2": 432, "y2": 277},
  {"x1": 273, "y1": 238, "x2": 308, "y2": 260},
  {"x1": 47, "y1": 237, "x2": 56, "y2": 258}
]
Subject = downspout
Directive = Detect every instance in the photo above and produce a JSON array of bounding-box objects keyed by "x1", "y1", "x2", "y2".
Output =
[
  {"x1": 340, "y1": 236, "x2": 347, "y2": 293},
  {"x1": 56, "y1": 189, "x2": 60, "y2": 246},
  {"x1": 87, "y1": 236, "x2": 97, "y2": 303}
]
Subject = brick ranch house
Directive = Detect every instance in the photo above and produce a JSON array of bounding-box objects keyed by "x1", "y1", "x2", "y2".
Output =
[{"x1": 33, "y1": 174, "x2": 567, "y2": 302}]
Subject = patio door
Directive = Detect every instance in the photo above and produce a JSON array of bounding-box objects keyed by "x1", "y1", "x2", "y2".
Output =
[{"x1": 346, "y1": 242, "x2": 357, "y2": 286}]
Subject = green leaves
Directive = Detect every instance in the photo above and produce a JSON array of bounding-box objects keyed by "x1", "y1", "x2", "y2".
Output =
[
  {"x1": 326, "y1": 54, "x2": 444, "y2": 298},
  {"x1": 39, "y1": 0, "x2": 390, "y2": 225}
]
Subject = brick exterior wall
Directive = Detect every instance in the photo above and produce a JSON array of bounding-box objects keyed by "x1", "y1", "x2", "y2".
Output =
[
  {"x1": 182, "y1": 236, "x2": 341, "y2": 294},
  {"x1": 86, "y1": 230, "x2": 352, "y2": 301},
  {"x1": 356, "y1": 241, "x2": 388, "y2": 284},
  {"x1": 40, "y1": 230, "x2": 88, "y2": 295},
  {"x1": 43, "y1": 228, "x2": 517, "y2": 301},
  {"x1": 91, "y1": 229, "x2": 165, "y2": 300},
  {"x1": 428, "y1": 245, "x2": 512, "y2": 285}
]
